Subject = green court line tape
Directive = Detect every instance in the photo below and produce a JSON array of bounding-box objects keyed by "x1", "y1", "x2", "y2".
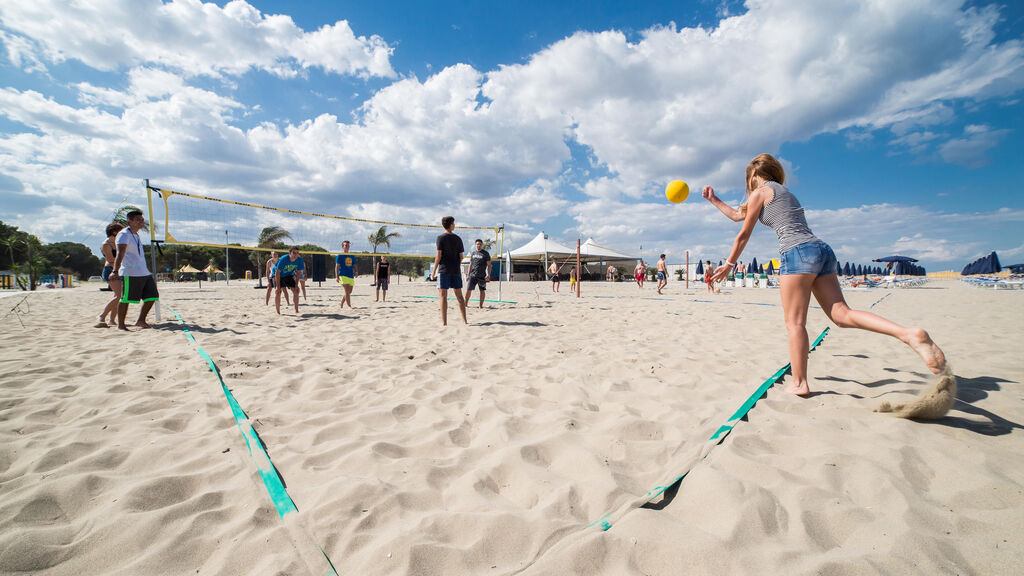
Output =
[
  {"x1": 406, "y1": 295, "x2": 518, "y2": 304},
  {"x1": 167, "y1": 305, "x2": 298, "y2": 518},
  {"x1": 165, "y1": 304, "x2": 337, "y2": 576},
  {"x1": 589, "y1": 326, "x2": 831, "y2": 532}
]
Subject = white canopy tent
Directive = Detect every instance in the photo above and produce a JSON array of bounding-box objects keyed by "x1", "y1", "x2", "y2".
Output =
[
  {"x1": 579, "y1": 237, "x2": 639, "y2": 260},
  {"x1": 505, "y1": 232, "x2": 578, "y2": 280},
  {"x1": 504, "y1": 232, "x2": 641, "y2": 281}
]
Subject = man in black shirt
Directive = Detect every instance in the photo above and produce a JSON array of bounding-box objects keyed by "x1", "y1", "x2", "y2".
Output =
[
  {"x1": 464, "y1": 238, "x2": 491, "y2": 308},
  {"x1": 374, "y1": 254, "x2": 391, "y2": 302},
  {"x1": 430, "y1": 215, "x2": 467, "y2": 325}
]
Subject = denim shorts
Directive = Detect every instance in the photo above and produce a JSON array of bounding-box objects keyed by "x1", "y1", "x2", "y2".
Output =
[
  {"x1": 779, "y1": 241, "x2": 838, "y2": 276},
  {"x1": 437, "y1": 273, "x2": 463, "y2": 290},
  {"x1": 102, "y1": 265, "x2": 113, "y2": 282}
]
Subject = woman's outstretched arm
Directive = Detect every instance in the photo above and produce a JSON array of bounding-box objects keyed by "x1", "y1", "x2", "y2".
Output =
[{"x1": 702, "y1": 186, "x2": 744, "y2": 222}]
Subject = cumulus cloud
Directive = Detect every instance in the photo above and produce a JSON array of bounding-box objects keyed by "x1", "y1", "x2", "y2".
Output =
[
  {"x1": 0, "y1": 0, "x2": 1022, "y2": 267},
  {"x1": 0, "y1": 0, "x2": 395, "y2": 78}
]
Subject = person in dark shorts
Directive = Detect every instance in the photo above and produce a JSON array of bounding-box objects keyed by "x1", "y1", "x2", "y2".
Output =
[
  {"x1": 265, "y1": 251, "x2": 290, "y2": 306},
  {"x1": 274, "y1": 247, "x2": 304, "y2": 315},
  {"x1": 549, "y1": 259, "x2": 560, "y2": 292},
  {"x1": 464, "y1": 238, "x2": 491, "y2": 308},
  {"x1": 656, "y1": 253, "x2": 668, "y2": 294},
  {"x1": 374, "y1": 254, "x2": 391, "y2": 302},
  {"x1": 110, "y1": 210, "x2": 158, "y2": 331},
  {"x1": 430, "y1": 215, "x2": 467, "y2": 325}
]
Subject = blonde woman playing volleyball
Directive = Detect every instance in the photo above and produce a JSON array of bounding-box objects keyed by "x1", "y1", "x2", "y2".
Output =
[{"x1": 704, "y1": 154, "x2": 947, "y2": 396}]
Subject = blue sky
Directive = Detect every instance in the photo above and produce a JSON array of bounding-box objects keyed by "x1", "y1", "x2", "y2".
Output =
[{"x1": 1, "y1": 0, "x2": 1022, "y2": 270}]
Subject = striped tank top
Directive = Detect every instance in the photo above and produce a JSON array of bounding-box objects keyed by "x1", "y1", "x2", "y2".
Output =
[{"x1": 757, "y1": 181, "x2": 820, "y2": 254}]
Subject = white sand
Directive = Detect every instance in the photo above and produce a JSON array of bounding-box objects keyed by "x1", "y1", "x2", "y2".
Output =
[{"x1": 1, "y1": 278, "x2": 1022, "y2": 575}]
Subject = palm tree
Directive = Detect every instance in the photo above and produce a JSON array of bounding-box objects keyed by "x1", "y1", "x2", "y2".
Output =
[
  {"x1": 111, "y1": 205, "x2": 157, "y2": 236},
  {"x1": 367, "y1": 226, "x2": 401, "y2": 281},
  {"x1": 367, "y1": 225, "x2": 401, "y2": 254},
  {"x1": 252, "y1": 226, "x2": 292, "y2": 287},
  {"x1": 0, "y1": 236, "x2": 17, "y2": 269}
]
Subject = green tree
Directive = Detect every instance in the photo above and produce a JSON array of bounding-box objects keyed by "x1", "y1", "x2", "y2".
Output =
[
  {"x1": 367, "y1": 225, "x2": 401, "y2": 255},
  {"x1": 38, "y1": 242, "x2": 104, "y2": 279},
  {"x1": 111, "y1": 205, "x2": 157, "y2": 237},
  {"x1": 0, "y1": 221, "x2": 41, "y2": 269},
  {"x1": 251, "y1": 226, "x2": 292, "y2": 286},
  {"x1": 367, "y1": 225, "x2": 401, "y2": 275}
]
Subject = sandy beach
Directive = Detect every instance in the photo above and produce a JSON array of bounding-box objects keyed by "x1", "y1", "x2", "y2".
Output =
[{"x1": 1, "y1": 278, "x2": 1022, "y2": 575}]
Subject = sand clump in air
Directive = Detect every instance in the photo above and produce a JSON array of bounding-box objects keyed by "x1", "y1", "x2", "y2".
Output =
[{"x1": 875, "y1": 365, "x2": 957, "y2": 420}]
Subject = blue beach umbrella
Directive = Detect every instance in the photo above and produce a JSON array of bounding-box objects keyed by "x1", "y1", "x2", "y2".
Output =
[
  {"x1": 873, "y1": 255, "x2": 918, "y2": 263},
  {"x1": 695, "y1": 260, "x2": 704, "y2": 275},
  {"x1": 750, "y1": 257, "x2": 759, "y2": 271},
  {"x1": 759, "y1": 264, "x2": 764, "y2": 274},
  {"x1": 766, "y1": 261, "x2": 775, "y2": 275},
  {"x1": 747, "y1": 261, "x2": 755, "y2": 274},
  {"x1": 842, "y1": 262, "x2": 851, "y2": 276}
]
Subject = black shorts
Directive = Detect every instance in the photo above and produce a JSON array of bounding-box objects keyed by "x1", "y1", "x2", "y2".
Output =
[
  {"x1": 549, "y1": 275, "x2": 560, "y2": 282},
  {"x1": 268, "y1": 276, "x2": 276, "y2": 287},
  {"x1": 121, "y1": 275, "x2": 159, "y2": 304},
  {"x1": 377, "y1": 278, "x2": 390, "y2": 290},
  {"x1": 467, "y1": 276, "x2": 487, "y2": 291},
  {"x1": 278, "y1": 275, "x2": 297, "y2": 289}
]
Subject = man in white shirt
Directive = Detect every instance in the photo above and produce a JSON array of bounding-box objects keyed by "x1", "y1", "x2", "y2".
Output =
[{"x1": 110, "y1": 210, "x2": 159, "y2": 330}]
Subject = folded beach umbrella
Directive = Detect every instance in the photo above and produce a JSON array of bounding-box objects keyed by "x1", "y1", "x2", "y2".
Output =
[
  {"x1": 750, "y1": 257, "x2": 759, "y2": 271},
  {"x1": 747, "y1": 261, "x2": 755, "y2": 274},
  {"x1": 842, "y1": 262, "x2": 851, "y2": 276},
  {"x1": 758, "y1": 264, "x2": 764, "y2": 274},
  {"x1": 695, "y1": 260, "x2": 704, "y2": 275},
  {"x1": 988, "y1": 251, "x2": 1002, "y2": 273},
  {"x1": 855, "y1": 264, "x2": 862, "y2": 276},
  {"x1": 766, "y1": 261, "x2": 775, "y2": 275},
  {"x1": 836, "y1": 261, "x2": 842, "y2": 275}
]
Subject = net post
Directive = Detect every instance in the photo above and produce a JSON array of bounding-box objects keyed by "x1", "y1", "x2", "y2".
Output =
[
  {"x1": 145, "y1": 179, "x2": 161, "y2": 322},
  {"x1": 497, "y1": 225, "x2": 504, "y2": 302},
  {"x1": 576, "y1": 238, "x2": 581, "y2": 298},
  {"x1": 686, "y1": 249, "x2": 689, "y2": 289}
]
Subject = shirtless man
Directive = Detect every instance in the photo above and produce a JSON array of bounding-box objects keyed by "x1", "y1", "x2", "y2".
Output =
[
  {"x1": 656, "y1": 254, "x2": 668, "y2": 294},
  {"x1": 634, "y1": 261, "x2": 646, "y2": 288},
  {"x1": 549, "y1": 259, "x2": 560, "y2": 292},
  {"x1": 606, "y1": 264, "x2": 615, "y2": 281}
]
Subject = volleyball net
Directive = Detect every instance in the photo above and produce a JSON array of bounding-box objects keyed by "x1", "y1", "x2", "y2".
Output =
[{"x1": 144, "y1": 182, "x2": 502, "y2": 259}]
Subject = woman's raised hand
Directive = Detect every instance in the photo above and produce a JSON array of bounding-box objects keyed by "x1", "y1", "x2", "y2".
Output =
[{"x1": 702, "y1": 186, "x2": 716, "y2": 201}]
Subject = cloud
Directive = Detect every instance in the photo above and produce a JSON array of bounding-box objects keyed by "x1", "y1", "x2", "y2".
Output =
[
  {"x1": 938, "y1": 124, "x2": 1009, "y2": 168},
  {"x1": 0, "y1": 0, "x2": 395, "y2": 78},
  {"x1": 0, "y1": 0, "x2": 1022, "y2": 267},
  {"x1": 481, "y1": 0, "x2": 1024, "y2": 199}
]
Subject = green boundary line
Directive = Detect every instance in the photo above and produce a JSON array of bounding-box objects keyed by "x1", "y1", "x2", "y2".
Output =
[
  {"x1": 589, "y1": 326, "x2": 831, "y2": 532},
  {"x1": 165, "y1": 304, "x2": 337, "y2": 576}
]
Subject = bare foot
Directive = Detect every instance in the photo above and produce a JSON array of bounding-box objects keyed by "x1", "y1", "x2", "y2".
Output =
[
  {"x1": 117, "y1": 325, "x2": 129, "y2": 331},
  {"x1": 135, "y1": 322, "x2": 152, "y2": 329},
  {"x1": 783, "y1": 382, "x2": 811, "y2": 396},
  {"x1": 94, "y1": 321, "x2": 108, "y2": 328},
  {"x1": 906, "y1": 328, "x2": 947, "y2": 374}
]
